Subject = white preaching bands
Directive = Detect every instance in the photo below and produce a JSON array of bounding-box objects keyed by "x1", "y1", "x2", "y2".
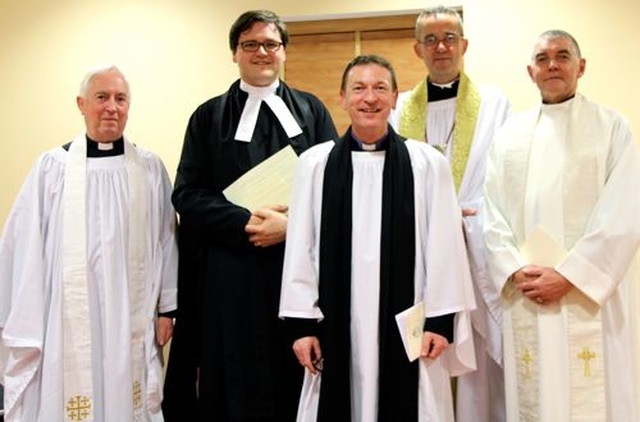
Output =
[{"x1": 235, "y1": 79, "x2": 303, "y2": 142}]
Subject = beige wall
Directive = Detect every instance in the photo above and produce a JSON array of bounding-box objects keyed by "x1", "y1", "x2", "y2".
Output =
[{"x1": 1, "y1": 0, "x2": 639, "y2": 227}]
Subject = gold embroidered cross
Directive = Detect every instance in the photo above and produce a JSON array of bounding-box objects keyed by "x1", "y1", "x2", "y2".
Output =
[
  {"x1": 577, "y1": 347, "x2": 595, "y2": 377},
  {"x1": 133, "y1": 380, "x2": 143, "y2": 409},
  {"x1": 521, "y1": 348, "x2": 533, "y2": 381},
  {"x1": 66, "y1": 395, "x2": 92, "y2": 421}
]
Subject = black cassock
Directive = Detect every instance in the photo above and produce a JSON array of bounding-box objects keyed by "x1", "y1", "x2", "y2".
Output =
[{"x1": 163, "y1": 79, "x2": 338, "y2": 422}]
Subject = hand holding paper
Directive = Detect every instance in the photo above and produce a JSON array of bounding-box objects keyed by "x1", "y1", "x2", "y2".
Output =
[{"x1": 395, "y1": 301, "x2": 425, "y2": 362}]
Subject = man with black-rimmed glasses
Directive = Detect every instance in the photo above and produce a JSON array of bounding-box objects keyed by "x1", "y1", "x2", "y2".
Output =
[{"x1": 162, "y1": 9, "x2": 338, "y2": 422}]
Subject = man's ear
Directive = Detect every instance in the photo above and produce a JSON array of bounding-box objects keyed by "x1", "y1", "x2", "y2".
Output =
[
  {"x1": 340, "y1": 90, "x2": 347, "y2": 110},
  {"x1": 76, "y1": 96, "x2": 85, "y2": 113},
  {"x1": 460, "y1": 37, "x2": 469, "y2": 55},
  {"x1": 577, "y1": 58, "x2": 586, "y2": 79},
  {"x1": 526, "y1": 65, "x2": 534, "y2": 82},
  {"x1": 413, "y1": 42, "x2": 424, "y2": 60}
]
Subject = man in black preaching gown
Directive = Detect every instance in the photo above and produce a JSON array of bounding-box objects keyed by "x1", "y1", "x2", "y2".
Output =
[{"x1": 162, "y1": 9, "x2": 338, "y2": 422}]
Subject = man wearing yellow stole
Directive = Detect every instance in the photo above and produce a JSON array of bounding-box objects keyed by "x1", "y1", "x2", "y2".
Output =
[{"x1": 389, "y1": 6, "x2": 511, "y2": 422}]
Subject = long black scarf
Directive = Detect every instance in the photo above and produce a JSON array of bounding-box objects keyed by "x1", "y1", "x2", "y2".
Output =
[{"x1": 317, "y1": 127, "x2": 418, "y2": 421}]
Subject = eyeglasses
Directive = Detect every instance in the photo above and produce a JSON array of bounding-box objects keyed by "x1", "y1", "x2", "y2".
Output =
[
  {"x1": 419, "y1": 33, "x2": 460, "y2": 48},
  {"x1": 239, "y1": 40, "x2": 283, "y2": 52}
]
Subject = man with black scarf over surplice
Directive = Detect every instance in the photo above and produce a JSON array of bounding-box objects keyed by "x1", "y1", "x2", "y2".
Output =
[{"x1": 279, "y1": 55, "x2": 476, "y2": 422}]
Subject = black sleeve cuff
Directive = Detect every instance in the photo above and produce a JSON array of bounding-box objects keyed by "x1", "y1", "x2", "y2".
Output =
[
  {"x1": 159, "y1": 310, "x2": 178, "y2": 319},
  {"x1": 282, "y1": 317, "x2": 319, "y2": 345},
  {"x1": 423, "y1": 313, "x2": 454, "y2": 343}
]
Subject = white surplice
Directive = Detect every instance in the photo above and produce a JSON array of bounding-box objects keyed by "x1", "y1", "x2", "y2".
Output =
[
  {"x1": 279, "y1": 139, "x2": 477, "y2": 422},
  {"x1": 0, "y1": 135, "x2": 178, "y2": 422},
  {"x1": 391, "y1": 83, "x2": 512, "y2": 422},
  {"x1": 483, "y1": 94, "x2": 640, "y2": 422}
]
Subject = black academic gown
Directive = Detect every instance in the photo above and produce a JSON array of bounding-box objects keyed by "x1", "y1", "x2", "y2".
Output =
[{"x1": 163, "y1": 79, "x2": 338, "y2": 422}]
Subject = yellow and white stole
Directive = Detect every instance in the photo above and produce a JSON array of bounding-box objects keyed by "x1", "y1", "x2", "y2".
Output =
[
  {"x1": 397, "y1": 72, "x2": 480, "y2": 192},
  {"x1": 62, "y1": 135, "x2": 147, "y2": 421},
  {"x1": 503, "y1": 96, "x2": 606, "y2": 421}
]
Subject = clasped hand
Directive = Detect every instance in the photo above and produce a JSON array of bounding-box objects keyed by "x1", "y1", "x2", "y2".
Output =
[
  {"x1": 511, "y1": 265, "x2": 573, "y2": 304},
  {"x1": 245, "y1": 204, "x2": 288, "y2": 247}
]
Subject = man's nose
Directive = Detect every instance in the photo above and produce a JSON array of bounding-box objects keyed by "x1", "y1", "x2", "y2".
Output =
[
  {"x1": 363, "y1": 88, "x2": 377, "y2": 101},
  {"x1": 105, "y1": 98, "x2": 117, "y2": 111}
]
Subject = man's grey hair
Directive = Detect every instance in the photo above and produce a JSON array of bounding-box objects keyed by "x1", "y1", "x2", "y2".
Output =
[
  {"x1": 534, "y1": 29, "x2": 582, "y2": 60},
  {"x1": 78, "y1": 64, "x2": 130, "y2": 98},
  {"x1": 415, "y1": 5, "x2": 464, "y2": 40}
]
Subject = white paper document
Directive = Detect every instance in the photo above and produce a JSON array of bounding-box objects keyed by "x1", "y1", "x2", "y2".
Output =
[
  {"x1": 223, "y1": 145, "x2": 298, "y2": 211},
  {"x1": 395, "y1": 301, "x2": 425, "y2": 362},
  {"x1": 520, "y1": 226, "x2": 567, "y2": 266}
]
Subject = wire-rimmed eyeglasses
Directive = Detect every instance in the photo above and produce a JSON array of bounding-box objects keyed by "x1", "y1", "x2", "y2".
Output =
[
  {"x1": 419, "y1": 33, "x2": 461, "y2": 49},
  {"x1": 239, "y1": 40, "x2": 283, "y2": 52}
]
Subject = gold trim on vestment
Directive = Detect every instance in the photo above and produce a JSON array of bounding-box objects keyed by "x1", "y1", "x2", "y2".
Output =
[
  {"x1": 503, "y1": 99, "x2": 607, "y2": 420},
  {"x1": 62, "y1": 137, "x2": 94, "y2": 421},
  {"x1": 62, "y1": 136, "x2": 149, "y2": 421},
  {"x1": 397, "y1": 73, "x2": 481, "y2": 191}
]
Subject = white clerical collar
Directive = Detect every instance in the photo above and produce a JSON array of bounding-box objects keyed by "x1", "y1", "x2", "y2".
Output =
[
  {"x1": 350, "y1": 131, "x2": 388, "y2": 151},
  {"x1": 430, "y1": 78, "x2": 459, "y2": 89},
  {"x1": 97, "y1": 141, "x2": 114, "y2": 150},
  {"x1": 240, "y1": 79, "x2": 278, "y2": 98},
  {"x1": 234, "y1": 79, "x2": 303, "y2": 142}
]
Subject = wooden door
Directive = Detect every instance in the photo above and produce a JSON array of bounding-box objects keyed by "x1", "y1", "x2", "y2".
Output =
[{"x1": 284, "y1": 13, "x2": 427, "y2": 135}]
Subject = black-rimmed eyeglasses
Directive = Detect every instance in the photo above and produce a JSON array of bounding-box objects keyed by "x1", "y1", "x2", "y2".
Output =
[{"x1": 239, "y1": 40, "x2": 283, "y2": 52}]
